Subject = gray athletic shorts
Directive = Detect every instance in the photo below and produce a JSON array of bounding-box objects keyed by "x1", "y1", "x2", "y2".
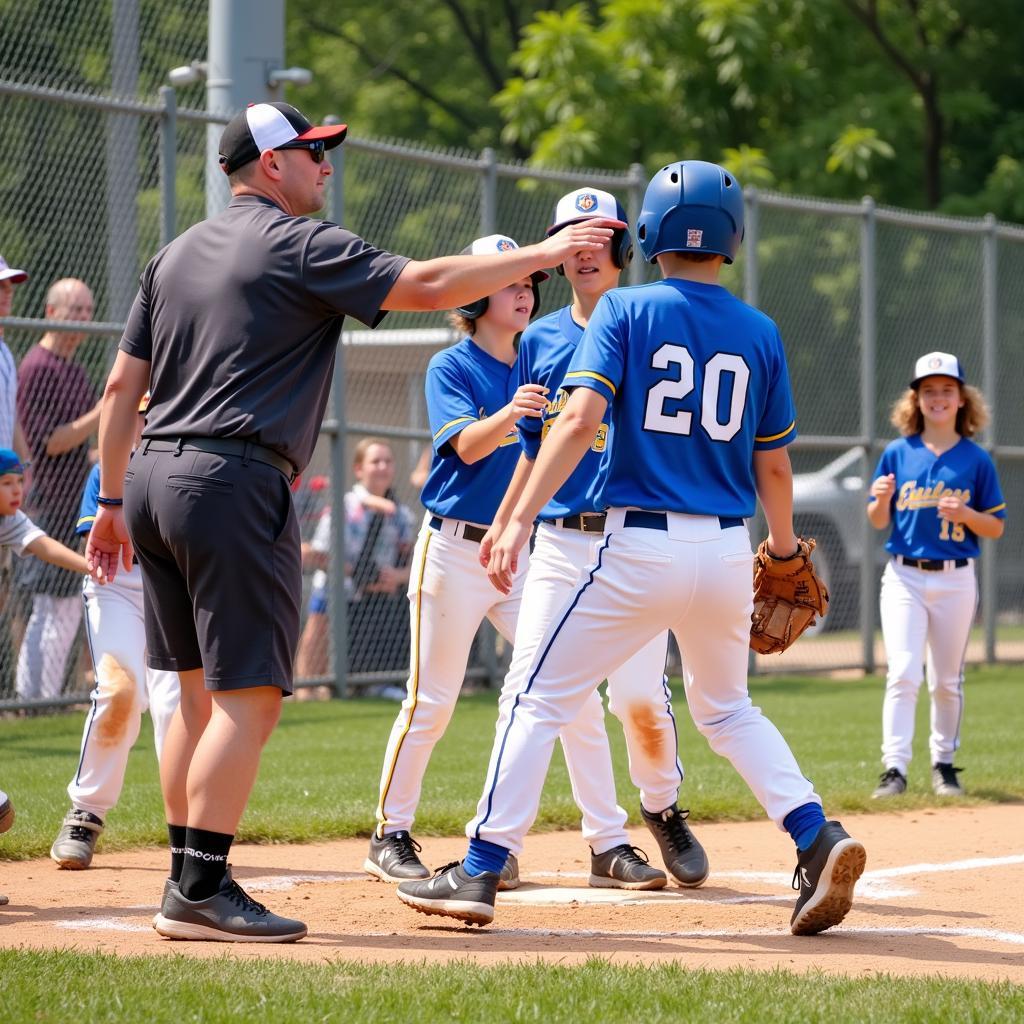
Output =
[{"x1": 124, "y1": 444, "x2": 301, "y2": 694}]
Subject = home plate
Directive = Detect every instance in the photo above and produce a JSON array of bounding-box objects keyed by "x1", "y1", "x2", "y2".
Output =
[{"x1": 499, "y1": 886, "x2": 689, "y2": 906}]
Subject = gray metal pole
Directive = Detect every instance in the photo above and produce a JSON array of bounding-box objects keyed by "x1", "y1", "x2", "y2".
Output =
[
  {"x1": 627, "y1": 163, "x2": 646, "y2": 285},
  {"x1": 325, "y1": 116, "x2": 345, "y2": 225},
  {"x1": 981, "y1": 214, "x2": 998, "y2": 663},
  {"x1": 480, "y1": 147, "x2": 497, "y2": 236},
  {"x1": 743, "y1": 187, "x2": 759, "y2": 307},
  {"x1": 206, "y1": 0, "x2": 286, "y2": 216},
  {"x1": 158, "y1": 86, "x2": 177, "y2": 247},
  {"x1": 105, "y1": 0, "x2": 140, "y2": 320},
  {"x1": 859, "y1": 197, "x2": 878, "y2": 673},
  {"x1": 328, "y1": 336, "x2": 349, "y2": 698}
]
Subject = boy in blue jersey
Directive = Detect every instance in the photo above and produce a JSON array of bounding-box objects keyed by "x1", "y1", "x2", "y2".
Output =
[
  {"x1": 480, "y1": 188, "x2": 707, "y2": 889},
  {"x1": 49, "y1": 393, "x2": 180, "y2": 870},
  {"x1": 367, "y1": 234, "x2": 644, "y2": 888},
  {"x1": 397, "y1": 162, "x2": 866, "y2": 936},
  {"x1": 867, "y1": 352, "x2": 1005, "y2": 799}
]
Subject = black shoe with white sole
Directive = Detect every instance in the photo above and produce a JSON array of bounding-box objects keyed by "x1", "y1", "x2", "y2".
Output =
[
  {"x1": 364, "y1": 830, "x2": 430, "y2": 882},
  {"x1": 397, "y1": 860, "x2": 498, "y2": 926},
  {"x1": 790, "y1": 821, "x2": 867, "y2": 936},
  {"x1": 641, "y1": 804, "x2": 710, "y2": 887},
  {"x1": 871, "y1": 767, "x2": 907, "y2": 799},
  {"x1": 589, "y1": 844, "x2": 667, "y2": 890},
  {"x1": 932, "y1": 763, "x2": 965, "y2": 797},
  {"x1": 497, "y1": 852, "x2": 519, "y2": 892}
]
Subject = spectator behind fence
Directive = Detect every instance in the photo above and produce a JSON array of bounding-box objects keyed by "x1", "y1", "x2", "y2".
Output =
[
  {"x1": 15, "y1": 279, "x2": 101, "y2": 701},
  {"x1": 295, "y1": 438, "x2": 415, "y2": 683},
  {"x1": 0, "y1": 255, "x2": 32, "y2": 462}
]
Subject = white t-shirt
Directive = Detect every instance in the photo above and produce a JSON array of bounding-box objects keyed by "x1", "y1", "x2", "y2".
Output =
[{"x1": 0, "y1": 509, "x2": 45, "y2": 555}]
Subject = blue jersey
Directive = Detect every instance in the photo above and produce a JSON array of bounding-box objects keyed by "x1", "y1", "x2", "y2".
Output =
[
  {"x1": 419, "y1": 337, "x2": 520, "y2": 525},
  {"x1": 76, "y1": 463, "x2": 101, "y2": 535},
  {"x1": 565, "y1": 278, "x2": 796, "y2": 518},
  {"x1": 872, "y1": 435, "x2": 1006, "y2": 560},
  {"x1": 517, "y1": 307, "x2": 610, "y2": 519}
]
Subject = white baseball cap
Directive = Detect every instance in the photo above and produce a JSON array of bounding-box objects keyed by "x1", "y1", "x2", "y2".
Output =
[
  {"x1": 460, "y1": 235, "x2": 549, "y2": 282},
  {"x1": 910, "y1": 351, "x2": 965, "y2": 388},
  {"x1": 0, "y1": 255, "x2": 28, "y2": 285},
  {"x1": 547, "y1": 187, "x2": 627, "y2": 236}
]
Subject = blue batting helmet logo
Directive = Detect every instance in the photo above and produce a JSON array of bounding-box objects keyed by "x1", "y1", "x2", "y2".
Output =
[
  {"x1": 496, "y1": 237, "x2": 516, "y2": 251},
  {"x1": 575, "y1": 192, "x2": 598, "y2": 213}
]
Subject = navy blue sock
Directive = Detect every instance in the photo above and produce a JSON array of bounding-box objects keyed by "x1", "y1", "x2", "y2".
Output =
[
  {"x1": 784, "y1": 802, "x2": 827, "y2": 851},
  {"x1": 463, "y1": 837, "x2": 508, "y2": 876}
]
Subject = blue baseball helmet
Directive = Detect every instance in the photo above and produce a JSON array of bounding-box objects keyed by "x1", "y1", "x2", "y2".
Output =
[{"x1": 636, "y1": 161, "x2": 744, "y2": 264}]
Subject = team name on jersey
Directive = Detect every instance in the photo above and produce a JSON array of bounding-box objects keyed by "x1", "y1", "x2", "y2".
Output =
[
  {"x1": 541, "y1": 388, "x2": 607, "y2": 451},
  {"x1": 896, "y1": 479, "x2": 971, "y2": 511}
]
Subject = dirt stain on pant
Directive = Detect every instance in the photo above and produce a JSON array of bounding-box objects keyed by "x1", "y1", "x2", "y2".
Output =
[
  {"x1": 629, "y1": 703, "x2": 664, "y2": 762},
  {"x1": 94, "y1": 653, "x2": 136, "y2": 747}
]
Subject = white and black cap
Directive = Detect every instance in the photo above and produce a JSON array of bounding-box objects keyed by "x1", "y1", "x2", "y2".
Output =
[
  {"x1": 911, "y1": 351, "x2": 965, "y2": 388},
  {"x1": 218, "y1": 102, "x2": 347, "y2": 175},
  {"x1": 547, "y1": 187, "x2": 627, "y2": 235},
  {"x1": 0, "y1": 255, "x2": 28, "y2": 285}
]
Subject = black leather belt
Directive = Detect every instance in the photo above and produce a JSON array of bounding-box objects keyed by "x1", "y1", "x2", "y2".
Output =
[
  {"x1": 428, "y1": 515, "x2": 487, "y2": 544},
  {"x1": 623, "y1": 510, "x2": 744, "y2": 531},
  {"x1": 545, "y1": 513, "x2": 607, "y2": 533},
  {"x1": 143, "y1": 437, "x2": 297, "y2": 481},
  {"x1": 896, "y1": 555, "x2": 969, "y2": 571}
]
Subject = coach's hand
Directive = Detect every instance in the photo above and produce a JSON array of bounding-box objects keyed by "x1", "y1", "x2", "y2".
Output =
[
  {"x1": 487, "y1": 517, "x2": 532, "y2": 594},
  {"x1": 86, "y1": 504, "x2": 133, "y2": 585},
  {"x1": 537, "y1": 218, "x2": 625, "y2": 268}
]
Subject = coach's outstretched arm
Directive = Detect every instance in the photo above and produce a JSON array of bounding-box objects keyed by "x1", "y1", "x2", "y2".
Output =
[
  {"x1": 380, "y1": 219, "x2": 623, "y2": 312},
  {"x1": 753, "y1": 447, "x2": 799, "y2": 558}
]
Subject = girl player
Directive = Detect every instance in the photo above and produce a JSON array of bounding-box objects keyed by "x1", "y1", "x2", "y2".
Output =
[{"x1": 867, "y1": 352, "x2": 1005, "y2": 798}]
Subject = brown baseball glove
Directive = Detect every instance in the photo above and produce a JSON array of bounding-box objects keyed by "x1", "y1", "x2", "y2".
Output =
[{"x1": 750, "y1": 538, "x2": 830, "y2": 655}]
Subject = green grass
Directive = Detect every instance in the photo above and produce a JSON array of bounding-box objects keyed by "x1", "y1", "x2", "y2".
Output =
[
  {"x1": 1, "y1": 951, "x2": 1022, "y2": 1023},
  {"x1": 1, "y1": 665, "x2": 1022, "y2": 862}
]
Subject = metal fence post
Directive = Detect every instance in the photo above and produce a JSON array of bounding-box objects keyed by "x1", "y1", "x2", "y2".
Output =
[
  {"x1": 859, "y1": 197, "x2": 877, "y2": 673},
  {"x1": 981, "y1": 213, "x2": 998, "y2": 663},
  {"x1": 745, "y1": 186, "x2": 760, "y2": 678},
  {"x1": 328, "y1": 336, "x2": 349, "y2": 699},
  {"x1": 480, "y1": 147, "x2": 497, "y2": 236},
  {"x1": 158, "y1": 86, "x2": 177, "y2": 247},
  {"x1": 325, "y1": 115, "x2": 345, "y2": 224},
  {"x1": 627, "y1": 162, "x2": 646, "y2": 284}
]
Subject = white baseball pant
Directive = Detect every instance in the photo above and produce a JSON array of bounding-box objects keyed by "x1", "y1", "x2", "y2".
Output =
[
  {"x1": 469, "y1": 509, "x2": 820, "y2": 854},
  {"x1": 498, "y1": 521, "x2": 682, "y2": 818},
  {"x1": 375, "y1": 516, "x2": 635, "y2": 853},
  {"x1": 67, "y1": 566, "x2": 180, "y2": 819},
  {"x1": 879, "y1": 558, "x2": 977, "y2": 773},
  {"x1": 15, "y1": 593, "x2": 82, "y2": 701}
]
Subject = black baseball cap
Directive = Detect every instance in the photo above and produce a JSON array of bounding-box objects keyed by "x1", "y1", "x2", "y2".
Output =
[{"x1": 218, "y1": 102, "x2": 347, "y2": 175}]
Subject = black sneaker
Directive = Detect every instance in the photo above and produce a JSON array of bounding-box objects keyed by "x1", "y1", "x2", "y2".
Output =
[
  {"x1": 497, "y1": 852, "x2": 520, "y2": 892},
  {"x1": 589, "y1": 845, "x2": 667, "y2": 890},
  {"x1": 871, "y1": 767, "x2": 907, "y2": 799},
  {"x1": 397, "y1": 860, "x2": 498, "y2": 926},
  {"x1": 364, "y1": 830, "x2": 430, "y2": 882},
  {"x1": 153, "y1": 867, "x2": 307, "y2": 942},
  {"x1": 50, "y1": 808, "x2": 105, "y2": 869},
  {"x1": 790, "y1": 821, "x2": 867, "y2": 936},
  {"x1": 932, "y1": 763, "x2": 965, "y2": 797},
  {"x1": 641, "y1": 804, "x2": 710, "y2": 887}
]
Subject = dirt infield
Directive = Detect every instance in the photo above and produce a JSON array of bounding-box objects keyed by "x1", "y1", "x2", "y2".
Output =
[{"x1": 2, "y1": 804, "x2": 1022, "y2": 980}]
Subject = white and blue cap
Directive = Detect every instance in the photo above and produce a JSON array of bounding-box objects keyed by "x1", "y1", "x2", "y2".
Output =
[
  {"x1": 547, "y1": 187, "x2": 627, "y2": 236},
  {"x1": 460, "y1": 235, "x2": 549, "y2": 282},
  {"x1": 911, "y1": 351, "x2": 965, "y2": 388}
]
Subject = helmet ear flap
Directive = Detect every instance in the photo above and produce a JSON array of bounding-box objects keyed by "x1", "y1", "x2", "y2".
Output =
[
  {"x1": 455, "y1": 297, "x2": 488, "y2": 319},
  {"x1": 613, "y1": 228, "x2": 634, "y2": 270},
  {"x1": 555, "y1": 264, "x2": 565, "y2": 277}
]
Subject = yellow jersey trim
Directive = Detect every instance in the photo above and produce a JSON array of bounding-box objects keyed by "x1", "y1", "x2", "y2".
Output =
[
  {"x1": 755, "y1": 421, "x2": 796, "y2": 443},
  {"x1": 77, "y1": 515, "x2": 96, "y2": 530},
  {"x1": 981, "y1": 502, "x2": 1006, "y2": 514},
  {"x1": 432, "y1": 416, "x2": 474, "y2": 442},
  {"x1": 564, "y1": 370, "x2": 616, "y2": 396}
]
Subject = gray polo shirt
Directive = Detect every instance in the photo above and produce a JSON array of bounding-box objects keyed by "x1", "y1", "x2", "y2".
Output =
[{"x1": 120, "y1": 195, "x2": 409, "y2": 471}]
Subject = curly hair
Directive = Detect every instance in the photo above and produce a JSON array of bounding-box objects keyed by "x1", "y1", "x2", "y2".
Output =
[
  {"x1": 890, "y1": 382, "x2": 990, "y2": 439},
  {"x1": 447, "y1": 310, "x2": 477, "y2": 336}
]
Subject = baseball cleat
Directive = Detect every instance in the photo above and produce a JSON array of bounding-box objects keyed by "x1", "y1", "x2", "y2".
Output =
[
  {"x1": 589, "y1": 844, "x2": 667, "y2": 890},
  {"x1": 0, "y1": 796, "x2": 14, "y2": 835},
  {"x1": 153, "y1": 867, "x2": 307, "y2": 943},
  {"x1": 497, "y1": 852, "x2": 520, "y2": 891},
  {"x1": 932, "y1": 763, "x2": 966, "y2": 797},
  {"x1": 871, "y1": 767, "x2": 907, "y2": 799},
  {"x1": 790, "y1": 820, "x2": 866, "y2": 936},
  {"x1": 641, "y1": 804, "x2": 710, "y2": 887},
  {"x1": 50, "y1": 808, "x2": 104, "y2": 869},
  {"x1": 396, "y1": 861, "x2": 498, "y2": 926},
  {"x1": 364, "y1": 830, "x2": 431, "y2": 882}
]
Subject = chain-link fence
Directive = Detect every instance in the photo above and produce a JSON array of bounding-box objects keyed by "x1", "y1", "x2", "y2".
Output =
[{"x1": 2, "y1": 3, "x2": 1023, "y2": 711}]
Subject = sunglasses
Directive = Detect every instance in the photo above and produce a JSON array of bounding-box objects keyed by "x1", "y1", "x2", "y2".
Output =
[{"x1": 277, "y1": 139, "x2": 326, "y2": 164}]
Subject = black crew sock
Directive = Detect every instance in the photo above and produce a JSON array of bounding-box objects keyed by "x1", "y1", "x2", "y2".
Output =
[
  {"x1": 168, "y1": 823, "x2": 187, "y2": 883},
  {"x1": 178, "y1": 827, "x2": 234, "y2": 901}
]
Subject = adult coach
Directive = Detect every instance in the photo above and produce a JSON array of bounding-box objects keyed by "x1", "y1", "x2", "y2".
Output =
[{"x1": 86, "y1": 101, "x2": 620, "y2": 944}]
